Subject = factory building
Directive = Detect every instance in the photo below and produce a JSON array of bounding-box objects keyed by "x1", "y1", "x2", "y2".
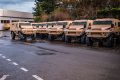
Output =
[
  {"x1": 0, "y1": 9, "x2": 33, "y2": 30},
  {"x1": 0, "y1": 9, "x2": 33, "y2": 23}
]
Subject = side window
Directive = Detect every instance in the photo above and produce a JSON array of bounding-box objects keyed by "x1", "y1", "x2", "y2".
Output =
[{"x1": 118, "y1": 22, "x2": 120, "y2": 27}]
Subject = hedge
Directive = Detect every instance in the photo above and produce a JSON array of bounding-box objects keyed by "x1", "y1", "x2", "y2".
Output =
[{"x1": 97, "y1": 8, "x2": 120, "y2": 19}]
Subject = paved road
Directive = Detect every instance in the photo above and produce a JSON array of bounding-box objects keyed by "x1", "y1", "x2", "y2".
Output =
[{"x1": 0, "y1": 31, "x2": 120, "y2": 80}]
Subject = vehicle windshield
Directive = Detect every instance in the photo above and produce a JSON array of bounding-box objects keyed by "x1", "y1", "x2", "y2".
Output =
[
  {"x1": 71, "y1": 22, "x2": 87, "y2": 26},
  {"x1": 93, "y1": 21, "x2": 112, "y2": 25},
  {"x1": 19, "y1": 23, "x2": 31, "y2": 26},
  {"x1": 19, "y1": 23, "x2": 32, "y2": 28},
  {"x1": 55, "y1": 22, "x2": 67, "y2": 28},
  {"x1": 47, "y1": 23, "x2": 56, "y2": 28},
  {"x1": 32, "y1": 24, "x2": 46, "y2": 28}
]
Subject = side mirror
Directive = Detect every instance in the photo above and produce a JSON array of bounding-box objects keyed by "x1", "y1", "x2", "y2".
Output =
[
  {"x1": 88, "y1": 23, "x2": 91, "y2": 29},
  {"x1": 111, "y1": 24, "x2": 114, "y2": 28},
  {"x1": 89, "y1": 23, "x2": 91, "y2": 26},
  {"x1": 84, "y1": 24, "x2": 86, "y2": 28},
  {"x1": 63, "y1": 25, "x2": 66, "y2": 28},
  {"x1": 19, "y1": 25, "x2": 21, "y2": 28}
]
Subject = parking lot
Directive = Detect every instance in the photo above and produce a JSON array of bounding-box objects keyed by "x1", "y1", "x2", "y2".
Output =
[{"x1": 0, "y1": 31, "x2": 120, "y2": 80}]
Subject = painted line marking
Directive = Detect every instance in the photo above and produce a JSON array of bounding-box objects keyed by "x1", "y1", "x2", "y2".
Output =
[
  {"x1": 0, "y1": 75, "x2": 9, "y2": 80},
  {"x1": 32, "y1": 75, "x2": 44, "y2": 80},
  {"x1": 12, "y1": 62, "x2": 18, "y2": 66},
  {"x1": 2, "y1": 56, "x2": 6, "y2": 59},
  {"x1": 20, "y1": 67, "x2": 28, "y2": 72},
  {"x1": 6, "y1": 59, "x2": 12, "y2": 62}
]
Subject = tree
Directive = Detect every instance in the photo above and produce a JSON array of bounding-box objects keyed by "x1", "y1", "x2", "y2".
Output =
[
  {"x1": 33, "y1": 0, "x2": 56, "y2": 22},
  {"x1": 51, "y1": 8, "x2": 70, "y2": 21},
  {"x1": 33, "y1": 0, "x2": 120, "y2": 22}
]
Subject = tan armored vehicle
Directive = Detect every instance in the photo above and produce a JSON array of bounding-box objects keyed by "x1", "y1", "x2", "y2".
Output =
[
  {"x1": 10, "y1": 22, "x2": 36, "y2": 41},
  {"x1": 86, "y1": 18, "x2": 120, "y2": 47},
  {"x1": 48, "y1": 21, "x2": 72, "y2": 41},
  {"x1": 64, "y1": 20, "x2": 92, "y2": 43},
  {"x1": 31, "y1": 22, "x2": 48, "y2": 39}
]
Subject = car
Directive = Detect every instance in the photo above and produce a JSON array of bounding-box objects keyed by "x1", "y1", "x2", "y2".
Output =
[
  {"x1": 31, "y1": 22, "x2": 48, "y2": 39},
  {"x1": 64, "y1": 20, "x2": 93, "y2": 43},
  {"x1": 10, "y1": 22, "x2": 37, "y2": 41},
  {"x1": 48, "y1": 21, "x2": 72, "y2": 41},
  {"x1": 86, "y1": 18, "x2": 120, "y2": 47}
]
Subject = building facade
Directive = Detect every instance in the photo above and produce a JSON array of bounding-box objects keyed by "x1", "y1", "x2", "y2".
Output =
[{"x1": 0, "y1": 9, "x2": 33, "y2": 24}]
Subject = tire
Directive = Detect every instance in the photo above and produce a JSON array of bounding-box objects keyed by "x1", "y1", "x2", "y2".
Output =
[
  {"x1": 11, "y1": 31, "x2": 16, "y2": 40},
  {"x1": 65, "y1": 36, "x2": 71, "y2": 43},
  {"x1": 86, "y1": 37, "x2": 93, "y2": 46},
  {"x1": 31, "y1": 34, "x2": 36, "y2": 40},
  {"x1": 48, "y1": 35, "x2": 54, "y2": 41},
  {"x1": 98, "y1": 40, "x2": 103, "y2": 47},
  {"x1": 116, "y1": 35, "x2": 120, "y2": 45},
  {"x1": 18, "y1": 32, "x2": 26, "y2": 41},
  {"x1": 80, "y1": 35, "x2": 86, "y2": 44},
  {"x1": 39, "y1": 34, "x2": 43, "y2": 39},
  {"x1": 105, "y1": 35, "x2": 114, "y2": 47},
  {"x1": 62, "y1": 34, "x2": 65, "y2": 41}
]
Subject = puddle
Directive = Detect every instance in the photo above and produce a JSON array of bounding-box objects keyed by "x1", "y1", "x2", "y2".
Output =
[
  {"x1": 0, "y1": 31, "x2": 10, "y2": 39},
  {"x1": 36, "y1": 52, "x2": 55, "y2": 55}
]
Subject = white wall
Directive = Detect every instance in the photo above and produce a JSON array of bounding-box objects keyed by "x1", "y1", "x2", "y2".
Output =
[
  {"x1": 0, "y1": 9, "x2": 33, "y2": 18},
  {"x1": 0, "y1": 9, "x2": 33, "y2": 23},
  {"x1": 0, "y1": 9, "x2": 3, "y2": 16}
]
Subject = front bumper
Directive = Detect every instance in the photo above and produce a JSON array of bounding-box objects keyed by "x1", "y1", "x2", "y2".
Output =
[
  {"x1": 86, "y1": 30, "x2": 111, "y2": 38},
  {"x1": 65, "y1": 30, "x2": 84, "y2": 37},
  {"x1": 37, "y1": 29, "x2": 48, "y2": 34},
  {"x1": 48, "y1": 30, "x2": 64, "y2": 35}
]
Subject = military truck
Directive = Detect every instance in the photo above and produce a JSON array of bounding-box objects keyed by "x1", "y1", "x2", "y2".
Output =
[
  {"x1": 48, "y1": 21, "x2": 72, "y2": 41},
  {"x1": 86, "y1": 18, "x2": 120, "y2": 47},
  {"x1": 64, "y1": 20, "x2": 92, "y2": 43},
  {"x1": 10, "y1": 22, "x2": 36, "y2": 41},
  {"x1": 31, "y1": 22, "x2": 48, "y2": 39}
]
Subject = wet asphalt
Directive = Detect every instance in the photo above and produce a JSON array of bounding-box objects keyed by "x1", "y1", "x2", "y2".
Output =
[{"x1": 0, "y1": 31, "x2": 120, "y2": 80}]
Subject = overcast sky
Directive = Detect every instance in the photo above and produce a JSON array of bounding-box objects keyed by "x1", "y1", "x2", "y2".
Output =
[{"x1": 0, "y1": 0, "x2": 35, "y2": 13}]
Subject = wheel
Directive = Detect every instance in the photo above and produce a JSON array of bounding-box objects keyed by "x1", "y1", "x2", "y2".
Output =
[
  {"x1": 98, "y1": 40, "x2": 103, "y2": 47},
  {"x1": 39, "y1": 34, "x2": 43, "y2": 39},
  {"x1": 31, "y1": 34, "x2": 36, "y2": 40},
  {"x1": 105, "y1": 35, "x2": 114, "y2": 47},
  {"x1": 65, "y1": 36, "x2": 71, "y2": 43},
  {"x1": 48, "y1": 35, "x2": 54, "y2": 41},
  {"x1": 116, "y1": 35, "x2": 120, "y2": 45},
  {"x1": 11, "y1": 31, "x2": 16, "y2": 40},
  {"x1": 62, "y1": 34, "x2": 65, "y2": 41},
  {"x1": 80, "y1": 35, "x2": 86, "y2": 44},
  {"x1": 86, "y1": 37, "x2": 93, "y2": 46},
  {"x1": 18, "y1": 32, "x2": 26, "y2": 41}
]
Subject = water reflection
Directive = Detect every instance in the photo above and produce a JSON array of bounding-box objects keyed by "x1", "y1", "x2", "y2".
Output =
[
  {"x1": 0, "y1": 31, "x2": 10, "y2": 39},
  {"x1": 0, "y1": 31, "x2": 3, "y2": 37}
]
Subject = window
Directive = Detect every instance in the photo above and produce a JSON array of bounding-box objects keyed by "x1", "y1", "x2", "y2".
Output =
[
  {"x1": 1, "y1": 20, "x2": 10, "y2": 23},
  {"x1": 93, "y1": 21, "x2": 112, "y2": 25},
  {"x1": 72, "y1": 22, "x2": 87, "y2": 25}
]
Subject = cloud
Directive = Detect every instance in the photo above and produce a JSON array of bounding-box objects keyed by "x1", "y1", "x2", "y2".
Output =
[
  {"x1": 0, "y1": 0, "x2": 34, "y2": 4},
  {"x1": 0, "y1": 0, "x2": 35, "y2": 12}
]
